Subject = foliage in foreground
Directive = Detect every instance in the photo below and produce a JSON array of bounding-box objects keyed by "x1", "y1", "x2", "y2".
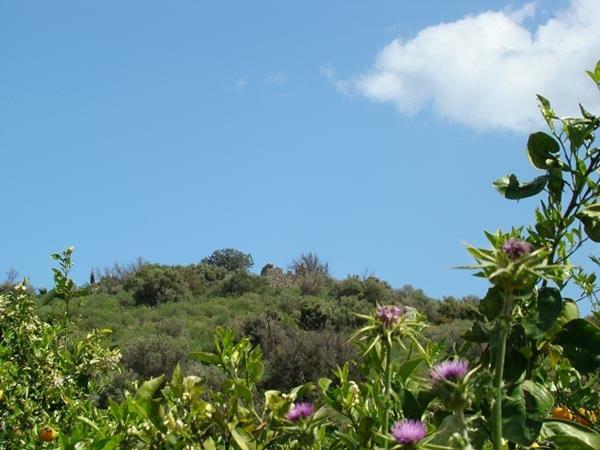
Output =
[{"x1": 2, "y1": 61, "x2": 600, "y2": 449}]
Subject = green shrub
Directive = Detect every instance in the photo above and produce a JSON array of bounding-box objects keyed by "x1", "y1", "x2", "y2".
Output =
[
  {"x1": 174, "y1": 265, "x2": 207, "y2": 296},
  {"x1": 238, "y1": 313, "x2": 357, "y2": 389},
  {"x1": 201, "y1": 248, "x2": 254, "y2": 272},
  {"x1": 219, "y1": 271, "x2": 267, "y2": 296},
  {"x1": 125, "y1": 265, "x2": 191, "y2": 306},
  {"x1": 437, "y1": 296, "x2": 478, "y2": 322},
  {"x1": 93, "y1": 259, "x2": 145, "y2": 295},
  {"x1": 155, "y1": 316, "x2": 190, "y2": 338},
  {"x1": 263, "y1": 328, "x2": 357, "y2": 389},
  {"x1": 0, "y1": 283, "x2": 120, "y2": 448},
  {"x1": 297, "y1": 300, "x2": 331, "y2": 330},
  {"x1": 95, "y1": 370, "x2": 137, "y2": 408},
  {"x1": 297, "y1": 272, "x2": 328, "y2": 295},
  {"x1": 122, "y1": 334, "x2": 188, "y2": 379},
  {"x1": 332, "y1": 275, "x2": 393, "y2": 304},
  {"x1": 333, "y1": 275, "x2": 363, "y2": 298},
  {"x1": 361, "y1": 276, "x2": 392, "y2": 303},
  {"x1": 196, "y1": 262, "x2": 228, "y2": 282}
]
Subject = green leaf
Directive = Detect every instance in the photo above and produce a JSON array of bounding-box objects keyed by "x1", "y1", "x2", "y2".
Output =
[
  {"x1": 502, "y1": 382, "x2": 551, "y2": 446},
  {"x1": 527, "y1": 132, "x2": 559, "y2": 170},
  {"x1": 318, "y1": 377, "x2": 332, "y2": 392},
  {"x1": 480, "y1": 286, "x2": 503, "y2": 320},
  {"x1": 548, "y1": 168, "x2": 564, "y2": 203},
  {"x1": 586, "y1": 59, "x2": 600, "y2": 86},
  {"x1": 503, "y1": 333, "x2": 529, "y2": 383},
  {"x1": 542, "y1": 299, "x2": 579, "y2": 342},
  {"x1": 521, "y1": 380, "x2": 553, "y2": 421},
  {"x1": 428, "y1": 414, "x2": 463, "y2": 446},
  {"x1": 536, "y1": 288, "x2": 563, "y2": 332},
  {"x1": 493, "y1": 174, "x2": 548, "y2": 200},
  {"x1": 577, "y1": 203, "x2": 600, "y2": 242},
  {"x1": 88, "y1": 435, "x2": 122, "y2": 450},
  {"x1": 536, "y1": 95, "x2": 556, "y2": 131},
  {"x1": 556, "y1": 318, "x2": 600, "y2": 373},
  {"x1": 541, "y1": 420, "x2": 600, "y2": 450},
  {"x1": 335, "y1": 431, "x2": 360, "y2": 448},
  {"x1": 234, "y1": 384, "x2": 253, "y2": 403},
  {"x1": 462, "y1": 320, "x2": 492, "y2": 343},
  {"x1": 135, "y1": 375, "x2": 165, "y2": 401},
  {"x1": 416, "y1": 389, "x2": 437, "y2": 414},
  {"x1": 230, "y1": 427, "x2": 256, "y2": 450},
  {"x1": 248, "y1": 359, "x2": 264, "y2": 383},
  {"x1": 190, "y1": 351, "x2": 221, "y2": 366},
  {"x1": 170, "y1": 364, "x2": 183, "y2": 387},
  {"x1": 202, "y1": 437, "x2": 217, "y2": 450},
  {"x1": 357, "y1": 416, "x2": 374, "y2": 447},
  {"x1": 564, "y1": 121, "x2": 589, "y2": 152},
  {"x1": 396, "y1": 358, "x2": 424, "y2": 383},
  {"x1": 401, "y1": 389, "x2": 422, "y2": 420}
]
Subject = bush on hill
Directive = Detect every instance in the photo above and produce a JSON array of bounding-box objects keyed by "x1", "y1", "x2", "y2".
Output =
[
  {"x1": 201, "y1": 248, "x2": 254, "y2": 272},
  {"x1": 219, "y1": 271, "x2": 268, "y2": 296},
  {"x1": 125, "y1": 264, "x2": 191, "y2": 306},
  {"x1": 122, "y1": 334, "x2": 189, "y2": 378}
]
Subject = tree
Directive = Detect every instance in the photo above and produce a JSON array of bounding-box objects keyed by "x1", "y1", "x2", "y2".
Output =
[
  {"x1": 289, "y1": 252, "x2": 329, "y2": 277},
  {"x1": 4, "y1": 268, "x2": 18, "y2": 285},
  {"x1": 201, "y1": 248, "x2": 254, "y2": 272}
]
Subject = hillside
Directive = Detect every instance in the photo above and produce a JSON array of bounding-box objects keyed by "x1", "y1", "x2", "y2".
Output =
[{"x1": 34, "y1": 251, "x2": 478, "y2": 395}]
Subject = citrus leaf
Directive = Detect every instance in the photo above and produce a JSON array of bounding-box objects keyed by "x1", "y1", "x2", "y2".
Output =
[
  {"x1": 493, "y1": 174, "x2": 548, "y2": 200},
  {"x1": 541, "y1": 420, "x2": 600, "y2": 450}
]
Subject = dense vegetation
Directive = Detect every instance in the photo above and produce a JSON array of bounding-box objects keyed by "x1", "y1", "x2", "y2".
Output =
[
  {"x1": 31, "y1": 249, "x2": 477, "y2": 392},
  {"x1": 1, "y1": 61, "x2": 600, "y2": 449}
]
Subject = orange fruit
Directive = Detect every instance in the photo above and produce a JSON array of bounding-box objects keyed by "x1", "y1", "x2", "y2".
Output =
[
  {"x1": 39, "y1": 427, "x2": 58, "y2": 442},
  {"x1": 585, "y1": 408, "x2": 597, "y2": 424},
  {"x1": 552, "y1": 406, "x2": 573, "y2": 420},
  {"x1": 574, "y1": 408, "x2": 594, "y2": 426}
]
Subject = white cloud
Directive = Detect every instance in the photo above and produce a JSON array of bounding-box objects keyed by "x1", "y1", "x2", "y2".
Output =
[
  {"x1": 320, "y1": 65, "x2": 352, "y2": 95},
  {"x1": 327, "y1": 0, "x2": 600, "y2": 132},
  {"x1": 265, "y1": 72, "x2": 289, "y2": 84},
  {"x1": 235, "y1": 76, "x2": 248, "y2": 91},
  {"x1": 507, "y1": 2, "x2": 536, "y2": 23}
]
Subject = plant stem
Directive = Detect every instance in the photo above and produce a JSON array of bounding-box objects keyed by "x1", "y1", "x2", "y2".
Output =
[
  {"x1": 456, "y1": 408, "x2": 473, "y2": 450},
  {"x1": 492, "y1": 289, "x2": 513, "y2": 450},
  {"x1": 64, "y1": 298, "x2": 70, "y2": 345},
  {"x1": 383, "y1": 336, "x2": 393, "y2": 450}
]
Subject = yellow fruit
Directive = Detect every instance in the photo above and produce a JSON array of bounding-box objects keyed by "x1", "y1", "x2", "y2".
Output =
[
  {"x1": 552, "y1": 406, "x2": 573, "y2": 421},
  {"x1": 39, "y1": 427, "x2": 58, "y2": 442},
  {"x1": 0, "y1": 389, "x2": 3, "y2": 401},
  {"x1": 529, "y1": 443, "x2": 541, "y2": 448}
]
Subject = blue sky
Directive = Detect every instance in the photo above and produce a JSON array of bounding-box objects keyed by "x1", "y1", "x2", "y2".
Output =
[{"x1": 1, "y1": 0, "x2": 598, "y2": 313}]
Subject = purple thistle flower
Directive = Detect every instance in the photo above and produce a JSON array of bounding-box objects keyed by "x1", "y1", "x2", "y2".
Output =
[
  {"x1": 430, "y1": 360, "x2": 469, "y2": 385},
  {"x1": 391, "y1": 419, "x2": 427, "y2": 445},
  {"x1": 285, "y1": 402, "x2": 314, "y2": 422},
  {"x1": 502, "y1": 238, "x2": 534, "y2": 261},
  {"x1": 375, "y1": 305, "x2": 405, "y2": 327}
]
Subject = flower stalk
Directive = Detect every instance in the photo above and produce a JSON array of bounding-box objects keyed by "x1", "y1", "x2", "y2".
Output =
[
  {"x1": 491, "y1": 287, "x2": 513, "y2": 450},
  {"x1": 383, "y1": 336, "x2": 393, "y2": 450},
  {"x1": 455, "y1": 408, "x2": 474, "y2": 450}
]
